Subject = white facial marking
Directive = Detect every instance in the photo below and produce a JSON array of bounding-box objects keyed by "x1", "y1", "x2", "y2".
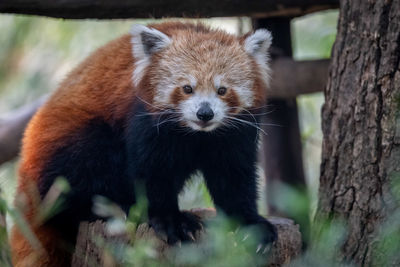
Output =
[
  {"x1": 188, "y1": 74, "x2": 197, "y2": 88},
  {"x1": 130, "y1": 24, "x2": 172, "y2": 87},
  {"x1": 213, "y1": 75, "x2": 224, "y2": 89},
  {"x1": 244, "y1": 29, "x2": 272, "y2": 87},
  {"x1": 179, "y1": 92, "x2": 228, "y2": 132},
  {"x1": 234, "y1": 80, "x2": 254, "y2": 107}
]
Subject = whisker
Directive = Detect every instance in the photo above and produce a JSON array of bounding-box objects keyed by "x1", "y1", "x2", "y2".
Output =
[
  {"x1": 154, "y1": 112, "x2": 179, "y2": 134},
  {"x1": 227, "y1": 114, "x2": 283, "y2": 127},
  {"x1": 155, "y1": 116, "x2": 182, "y2": 128},
  {"x1": 225, "y1": 116, "x2": 268, "y2": 136},
  {"x1": 236, "y1": 107, "x2": 258, "y2": 126},
  {"x1": 229, "y1": 104, "x2": 276, "y2": 111},
  {"x1": 136, "y1": 111, "x2": 182, "y2": 117},
  {"x1": 255, "y1": 123, "x2": 283, "y2": 127},
  {"x1": 222, "y1": 119, "x2": 241, "y2": 130},
  {"x1": 227, "y1": 110, "x2": 275, "y2": 116},
  {"x1": 135, "y1": 95, "x2": 169, "y2": 110}
]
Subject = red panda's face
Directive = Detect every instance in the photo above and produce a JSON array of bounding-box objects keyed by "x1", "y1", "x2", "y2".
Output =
[{"x1": 131, "y1": 24, "x2": 272, "y2": 132}]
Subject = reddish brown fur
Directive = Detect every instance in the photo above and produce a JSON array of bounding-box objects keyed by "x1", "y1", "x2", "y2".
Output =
[
  {"x1": 222, "y1": 89, "x2": 241, "y2": 112},
  {"x1": 11, "y1": 21, "x2": 268, "y2": 266},
  {"x1": 11, "y1": 34, "x2": 136, "y2": 267},
  {"x1": 170, "y1": 87, "x2": 191, "y2": 105}
]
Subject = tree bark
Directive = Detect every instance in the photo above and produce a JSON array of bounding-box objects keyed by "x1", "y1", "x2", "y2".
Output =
[
  {"x1": 0, "y1": 0, "x2": 339, "y2": 19},
  {"x1": 317, "y1": 0, "x2": 400, "y2": 265}
]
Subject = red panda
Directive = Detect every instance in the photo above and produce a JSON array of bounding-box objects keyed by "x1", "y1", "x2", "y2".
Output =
[{"x1": 10, "y1": 22, "x2": 276, "y2": 267}]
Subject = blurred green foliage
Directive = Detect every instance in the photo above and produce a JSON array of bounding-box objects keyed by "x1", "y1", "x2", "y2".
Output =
[
  {"x1": 0, "y1": 15, "x2": 137, "y2": 114},
  {"x1": 293, "y1": 10, "x2": 338, "y2": 217},
  {"x1": 292, "y1": 10, "x2": 338, "y2": 60}
]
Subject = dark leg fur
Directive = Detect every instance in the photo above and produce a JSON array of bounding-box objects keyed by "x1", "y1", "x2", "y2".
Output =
[
  {"x1": 126, "y1": 105, "x2": 204, "y2": 243},
  {"x1": 200, "y1": 123, "x2": 277, "y2": 245},
  {"x1": 202, "y1": 162, "x2": 277, "y2": 244},
  {"x1": 145, "y1": 174, "x2": 203, "y2": 244}
]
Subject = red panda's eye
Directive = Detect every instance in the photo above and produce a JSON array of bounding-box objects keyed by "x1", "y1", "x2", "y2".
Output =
[
  {"x1": 217, "y1": 87, "x2": 227, "y2": 96},
  {"x1": 183, "y1": 85, "x2": 193, "y2": 94}
]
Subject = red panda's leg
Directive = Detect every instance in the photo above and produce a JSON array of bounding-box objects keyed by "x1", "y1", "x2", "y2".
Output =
[
  {"x1": 145, "y1": 172, "x2": 203, "y2": 244},
  {"x1": 201, "y1": 154, "x2": 278, "y2": 245},
  {"x1": 10, "y1": 223, "x2": 72, "y2": 267}
]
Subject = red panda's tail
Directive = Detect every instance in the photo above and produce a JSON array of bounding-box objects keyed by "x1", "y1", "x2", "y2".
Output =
[
  {"x1": 10, "y1": 223, "x2": 72, "y2": 267},
  {"x1": 10, "y1": 181, "x2": 75, "y2": 267}
]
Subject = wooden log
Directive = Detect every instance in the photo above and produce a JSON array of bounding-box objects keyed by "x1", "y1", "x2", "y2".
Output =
[
  {"x1": 0, "y1": 58, "x2": 328, "y2": 166},
  {"x1": 71, "y1": 219, "x2": 130, "y2": 267},
  {"x1": 72, "y1": 209, "x2": 302, "y2": 266},
  {"x1": 0, "y1": 0, "x2": 339, "y2": 19}
]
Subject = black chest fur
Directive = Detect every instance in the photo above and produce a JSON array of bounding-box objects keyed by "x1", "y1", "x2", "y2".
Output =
[{"x1": 126, "y1": 103, "x2": 259, "y2": 181}]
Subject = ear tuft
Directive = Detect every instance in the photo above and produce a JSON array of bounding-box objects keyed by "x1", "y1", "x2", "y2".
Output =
[
  {"x1": 130, "y1": 24, "x2": 171, "y2": 57},
  {"x1": 244, "y1": 29, "x2": 272, "y2": 56},
  {"x1": 130, "y1": 24, "x2": 171, "y2": 86},
  {"x1": 244, "y1": 29, "x2": 273, "y2": 87}
]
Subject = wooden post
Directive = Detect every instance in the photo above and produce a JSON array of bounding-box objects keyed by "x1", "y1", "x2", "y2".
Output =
[{"x1": 253, "y1": 18, "x2": 310, "y2": 243}]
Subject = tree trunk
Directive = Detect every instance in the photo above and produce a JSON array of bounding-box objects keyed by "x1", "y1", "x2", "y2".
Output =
[{"x1": 317, "y1": 0, "x2": 400, "y2": 265}]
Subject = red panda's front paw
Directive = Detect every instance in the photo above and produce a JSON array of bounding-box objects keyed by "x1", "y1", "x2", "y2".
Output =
[
  {"x1": 149, "y1": 211, "x2": 204, "y2": 245},
  {"x1": 260, "y1": 220, "x2": 278, "y2": 244},
  {"x1": 254, "y1": 219, "x2": 278, "y2": 254}
]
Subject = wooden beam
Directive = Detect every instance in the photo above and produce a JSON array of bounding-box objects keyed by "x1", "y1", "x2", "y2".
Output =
[
  {"x1": 269, "y1": 58, "x2": 329, "y2": 98},
  {"x1": 0, "y1": 0, "x2": 339, "y2": 19}
]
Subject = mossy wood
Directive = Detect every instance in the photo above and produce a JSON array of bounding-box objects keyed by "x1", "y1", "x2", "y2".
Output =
[{"x1": 72, "y1": 209, "x2": 302, "y2": 266}]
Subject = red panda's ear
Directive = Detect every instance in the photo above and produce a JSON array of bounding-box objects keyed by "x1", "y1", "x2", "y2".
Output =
[
  {"x1": 130, "y1": 24, "x2": 172, "y2": 86},
  {"x1": 244, "y1": 29, "x2": 273, "y2": 87},
  {"x1": 244, "y1": 29, "x2": 272, "y2": 56}
]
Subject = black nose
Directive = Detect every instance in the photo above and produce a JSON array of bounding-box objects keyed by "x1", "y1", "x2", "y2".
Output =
[{"x1": 196, "y1": 102, "x2": 214, "y2": 122}]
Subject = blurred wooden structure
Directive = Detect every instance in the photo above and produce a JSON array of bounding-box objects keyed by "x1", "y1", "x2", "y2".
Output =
[
  {"x1": 0, "y1": 0, "x2": 339, "y2": 264},
  {"x1": 0, "y1": 0, "x2": 338, "y2": 19}
]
